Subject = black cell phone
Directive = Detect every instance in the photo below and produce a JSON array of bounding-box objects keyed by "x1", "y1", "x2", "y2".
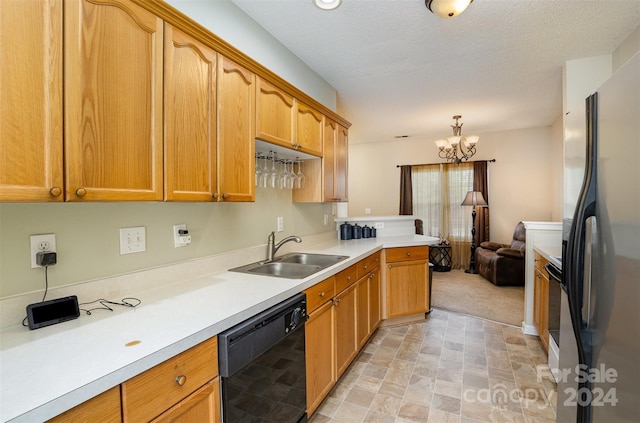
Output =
[{"x1": 26, "y1": 296, "x2": 80, "y2": 330}]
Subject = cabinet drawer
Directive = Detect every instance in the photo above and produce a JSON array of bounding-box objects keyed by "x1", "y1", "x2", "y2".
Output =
[
  {"x1": 305, "y1": 276, "x2": 335, "y2": 313},
  {"x1": 357, "y1": 251, "x2": 381, "y2": 278},
  {"x1": 335, "y1": 264, "x2": 358, "y2": 294},
  {"x1": 122, "y1": 337, "x2": 218, "y2": 423},
  {"x1": 47, "y1": 386, "x2": 121, "y2": 423},
  {"x1": 385, "y1": 246, "x2": 429, "y2": 263}
]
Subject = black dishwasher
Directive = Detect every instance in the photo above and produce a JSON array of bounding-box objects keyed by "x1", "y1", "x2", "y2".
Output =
[{"x1": 218, "y1": 293, "x2": 308, "y2": 423}]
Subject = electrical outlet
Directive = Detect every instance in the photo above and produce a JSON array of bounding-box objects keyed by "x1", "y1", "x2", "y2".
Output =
[
  {"x1": 323, "y1": 213, "x2": 329, "y2": 225},
  {"x1": 30, "y1": 234, "x2": 56, "y2": 268},
  {"x1": 173, "y1": 224, "x2": 191, "y2": 248},
  {"x1": 277, "y1": 217, "x2": 284, "y2": 232},
  {"x1": 374, "y1": 222, "x2": 384, "y2": 229},
  {"x1": 365, "y1": 208, "x2": 371, "y2": 215},
  {"x1": 119, "y1": 227, "x2": 146, "y2": 255}
]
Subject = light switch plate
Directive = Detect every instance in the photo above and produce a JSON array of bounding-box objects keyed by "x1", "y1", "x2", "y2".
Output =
[
  {"x1": 119, "y1": 227, "x2": 146, "y2": 255},
  {"x1": 277, "y1": 217, "x2": 284, "y2": 232}
]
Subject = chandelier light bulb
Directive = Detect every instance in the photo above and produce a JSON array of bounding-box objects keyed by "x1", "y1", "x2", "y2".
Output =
[{"x1": 313, "y1": 0, "x2": 341, "y2": 10}]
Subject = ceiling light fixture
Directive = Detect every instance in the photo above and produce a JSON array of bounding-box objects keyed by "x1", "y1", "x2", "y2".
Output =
[
  {"x1": 435, "y1": 115, "x2": 479, "y2": 164},
  {"x1": 425, "y1": 0, "x2": 473, "y2": 18},
  {"x1": 313, "y1": 0, "x2": 341, "y2": 11}
]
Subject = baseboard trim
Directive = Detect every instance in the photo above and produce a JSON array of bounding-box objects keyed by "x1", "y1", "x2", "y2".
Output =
[
  {"x1": 522, "y1": 321, "x2": 539, "y2": 335},
  {"x1": 379, "y1": 313, "x2": 427, "y2": 327}
]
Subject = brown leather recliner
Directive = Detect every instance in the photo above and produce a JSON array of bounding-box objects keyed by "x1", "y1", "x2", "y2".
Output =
[{"x1": 475, "y1": 222, "x2": 526, "y2": 286}]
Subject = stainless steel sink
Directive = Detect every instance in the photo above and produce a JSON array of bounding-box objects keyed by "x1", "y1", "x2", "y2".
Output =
[
  {"x1": 229, "y1": 253, "x2": 349, "y2": 279},
  {"x1": 278, "y1": 253, "x2": 349, "y2": 267}
]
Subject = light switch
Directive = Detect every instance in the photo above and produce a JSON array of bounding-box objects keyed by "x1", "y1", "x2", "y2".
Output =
[{"x1": 119, "y1": 227, "x2": 146, "y2": 255}]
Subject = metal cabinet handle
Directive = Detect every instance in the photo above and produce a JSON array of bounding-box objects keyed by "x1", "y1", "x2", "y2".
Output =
[
  {"x1": 212, "y1": 192, "x2": 219, "y2": 199},
  {"x1": 176, "y1": 375, "x2": 187, "y2": 386},
  {"x1": 406, "y1": 252, "x2": 411, "y2": 256},
  {"x1": 363, "y1": 265, "x2": 368, "y2": 270},
  {"x1": 49, "y1": 187, "x2": 62, "y2": 197},
  {"x1": 75, "y1": 187, "x2": 87, "y2": 197},
  {"x1": 221, "y1": 192, "x2": 228, "y2": 200},
  {"x1": 319, "y1": 291, "x2": 325, "y2": 298}
]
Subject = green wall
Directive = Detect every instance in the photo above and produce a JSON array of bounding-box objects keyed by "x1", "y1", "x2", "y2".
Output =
[{"x1": 0, "y1": 188, "x2": 333, "y2": 298}]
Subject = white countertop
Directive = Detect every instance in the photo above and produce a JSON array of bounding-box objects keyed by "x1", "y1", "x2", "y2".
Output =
[
  {"x1": 0, "y1": 234, "x2": 437, "y2": 422},
  {"x1": 534, "y1": 243, "x2": 562, "y2": 269}
]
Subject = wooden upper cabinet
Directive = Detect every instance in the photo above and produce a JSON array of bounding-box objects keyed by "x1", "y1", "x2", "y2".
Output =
[
  {"x1": 255, "y1": 77, "x2": 295, "y2": 148},
  {"x1": 296, "y1": 102, "x2": 323, "y2": 156},
  {"x1": 322, "y1": 119, "x2": 348, "y2": 202},
  {"x1": 64, "y1": 0, "x2": 163, "y2": 201},
  {"x1": 216, "y1": 55, "x2": 255, "y2": 202},
  {"x1": 0, "y1": 0, "x2": 64, "y2": 202},
  {"x1": 164, "y1": 23, "x2": 217, "y2": 202},
  {"x1": 335, "y1": 124, "x2": 348, "y2": 201}
]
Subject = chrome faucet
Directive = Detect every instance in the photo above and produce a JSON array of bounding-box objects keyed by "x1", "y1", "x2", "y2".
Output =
[{"x1": 266, "y1": 231, "x2": 302, "y2": 261}]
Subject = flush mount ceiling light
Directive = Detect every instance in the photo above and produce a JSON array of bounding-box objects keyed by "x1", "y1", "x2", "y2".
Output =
[
  {"x1": 434, "y1": 115, "x2": 479, "y2": 164},
  {"x1": 425, "y1": 0, "x2": 473, "y2": 18},
  {"x1": 313, "y1": 0, "x2": 341, "y2": 11}
]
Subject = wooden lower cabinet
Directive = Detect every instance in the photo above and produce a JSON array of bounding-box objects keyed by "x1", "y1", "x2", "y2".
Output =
[
  {"x1": 151, "y1": 378, "x2": 220, "y2": 423},
  {"x1": 47, "y1": 386, "x2": 121, "y2": 423},
  {"x1": 385, "y1": 246, "x2": 430, "y2": 319},
  {"x1": 368, "y1": 269, "x2": 382, "y2": 333},
  {"x1": 534, "y1": 252, "x2": 550, "y2": 352},
  {"x1": 304, "y1": 299, "x2": 335, "y2": 416},
  {"x1": 334, "y1": 283, "x2": 358, "y2": 379}
]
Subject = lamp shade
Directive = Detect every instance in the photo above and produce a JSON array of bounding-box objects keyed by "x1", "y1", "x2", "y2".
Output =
[{"x1": 461, "y1": 191, "x2": 487, "y2": 206}]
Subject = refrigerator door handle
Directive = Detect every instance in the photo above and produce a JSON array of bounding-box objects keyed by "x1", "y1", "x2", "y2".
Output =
[{"x1": 583, "y1": 216, "x2": 597, "y2": 327}]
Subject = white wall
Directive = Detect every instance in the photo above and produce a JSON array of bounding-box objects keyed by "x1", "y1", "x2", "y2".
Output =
[{"x1": 348, "y1": 126, "x2": 557, "y2": 244}]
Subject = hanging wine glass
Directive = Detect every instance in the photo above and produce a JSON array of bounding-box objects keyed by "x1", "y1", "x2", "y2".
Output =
[
  {"x1": 254, "y1": 153, "x2": 262, "y2": 187},
  {"x1": 269, "y1": 153, "x2": 278, "y2": 189},
  {"x1": 279, "y1": 159, "x2": 290, "y2": 189},
  {"x1": 261, "y1": 155, "x2": 269, "y2": 188},
  {"x1": 289, "y1": 159, "x2": 297, "y2": 190},
  {"x1": 295, "y1": 160, "x2": 305, "y2": 189}
]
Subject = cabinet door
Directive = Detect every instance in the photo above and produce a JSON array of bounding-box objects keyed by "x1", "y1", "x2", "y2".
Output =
[
  {"x1": 47, "y1": 386, "x2": 120, "y2": 423},
  {"x1": 150, "y1": 379, "x2": 220, "y2": 423},
  {"x1": 296, "y1": 102, "x2": 323, "y2": 156},
  {"x1": 356, "y1": 276, "x2": 370, "y2": 349},
  {"x1": 164, "y1": 24, "x2": 217, "y2": 201},
  {"x1": 64, "y1": 0, "x2": 163, "y2": 201},
  {"x1": 322, "y1": 119, "x2": 337, "y2": 201},
  {"x1": 334, "y1": 283, "x2": 357, "y2": 378},
  {"x1": 0, "y1": 0, "x2": 63, "y2": 202},
  {"x1": 255, "y1": 77, "x2": 295, "y2": 148},
  {"x1": 305, "y1": 300, "x2": 335, "y2": 416},
  {"x1": 369, "y1": 270, "x2": 382, "y2": 333},
  {"x1": 335, "y1": 124, "x2": 348, "y2": 201},
  {"x1": 217, "y1": 56, "x2": 255, "y2": 202},
  {"x1": 386, "y1": 259, "x2": 429, "y2": 318}
]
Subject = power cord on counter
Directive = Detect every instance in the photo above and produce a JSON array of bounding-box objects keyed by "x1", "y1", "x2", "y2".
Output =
[{"x1": 79, "y1": 297, "x2": 141, "y2": 315}]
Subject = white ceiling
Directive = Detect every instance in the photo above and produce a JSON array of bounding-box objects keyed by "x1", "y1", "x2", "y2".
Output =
[{"x1": 229, "y1": 0, "x2": 639, "y2": 144}]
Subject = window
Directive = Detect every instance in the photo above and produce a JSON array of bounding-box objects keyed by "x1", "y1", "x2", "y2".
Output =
[{"x1": 412, "y1": 162, "x2": 473, "y2": 268}]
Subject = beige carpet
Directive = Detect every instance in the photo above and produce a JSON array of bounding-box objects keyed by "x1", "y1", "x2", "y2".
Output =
[{"x1": 431, "y1": 269, "x2": 525, "y2": 326}]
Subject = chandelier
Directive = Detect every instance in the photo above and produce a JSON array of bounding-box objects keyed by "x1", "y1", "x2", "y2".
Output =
[
  {"x1": 434, "y1": 115, "x2": 479, "y2": 164},
  {"x1": 425, "y1": 0, "x2": 474, "y2": 19}
]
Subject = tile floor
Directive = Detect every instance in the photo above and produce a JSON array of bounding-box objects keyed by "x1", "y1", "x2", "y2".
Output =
[{"x1": 310, "y1": 309, "x2": 557, "y2": 423}]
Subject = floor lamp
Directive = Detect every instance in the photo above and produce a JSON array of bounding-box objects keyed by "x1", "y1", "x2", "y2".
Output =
[{"x1": 461, "y1": 191, "x2": 487, "y2": 274}]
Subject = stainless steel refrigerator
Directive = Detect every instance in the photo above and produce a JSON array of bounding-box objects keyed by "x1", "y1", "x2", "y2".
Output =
[{"x1": 558, "y1": 52, "x2": 640, "y2": 422}]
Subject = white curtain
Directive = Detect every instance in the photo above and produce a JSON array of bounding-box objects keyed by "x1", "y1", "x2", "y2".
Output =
[{"x1": 412, "y1": 162, "x2": 474, "y2": 269}]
